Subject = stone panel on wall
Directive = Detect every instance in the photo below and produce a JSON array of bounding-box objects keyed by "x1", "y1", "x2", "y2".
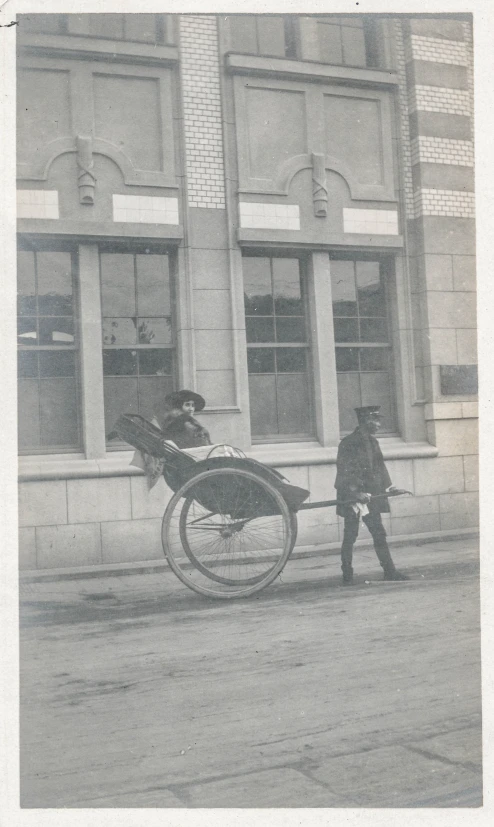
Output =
[
  {"x1": 17, "y1": 67, "x2": 71, "y2": 164},
  {"x1": 94, "y1": 74, "x2": 162, "y2": 171},
  {"x1": 325, "y1": 95, "x2": 383, "y2": 185}
]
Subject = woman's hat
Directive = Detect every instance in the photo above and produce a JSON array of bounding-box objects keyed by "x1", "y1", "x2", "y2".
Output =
[{"x1": 165, "y1": 389, "x2": 206, "y2": 412}]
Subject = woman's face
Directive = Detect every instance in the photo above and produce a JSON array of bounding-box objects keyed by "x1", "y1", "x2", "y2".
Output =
[{"x1": 181, "y1": 400, "x2": 196, "y2": 415}]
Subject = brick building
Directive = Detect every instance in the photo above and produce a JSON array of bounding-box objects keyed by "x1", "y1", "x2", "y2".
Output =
[{"x1": 16, "y1": 13, "x2": 478, "y2": 570}]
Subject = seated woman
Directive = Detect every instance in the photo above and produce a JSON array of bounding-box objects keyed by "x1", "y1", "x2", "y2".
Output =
[
  {"x1": 131, "y1": 389, "x2": 211, "y2": 488},
  {"x1": 158, "y1": 390, "x2": 211, "y2": 449}
]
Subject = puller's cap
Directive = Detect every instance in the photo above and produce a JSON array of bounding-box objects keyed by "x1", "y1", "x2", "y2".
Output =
[{"x1": 355, "y1": 405, "x2": 381, "y2": 421}]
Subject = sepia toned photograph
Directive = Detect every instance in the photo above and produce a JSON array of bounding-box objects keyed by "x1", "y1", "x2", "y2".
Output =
[{"x1": 9, "y1": 3, "x2": 483, "y2": 813}]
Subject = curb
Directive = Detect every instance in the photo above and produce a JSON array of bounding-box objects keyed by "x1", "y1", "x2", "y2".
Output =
[{"x1": 19, "y1": 528, "x2": 479, "y2": 583}]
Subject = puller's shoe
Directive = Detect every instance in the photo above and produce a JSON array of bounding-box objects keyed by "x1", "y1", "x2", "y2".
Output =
[
  {"x1": 383, "y1": 569, "x2": 409, "y2": 581},
  {"x1": 342, "y1": 571, "x2": 354, "y2": 585}
]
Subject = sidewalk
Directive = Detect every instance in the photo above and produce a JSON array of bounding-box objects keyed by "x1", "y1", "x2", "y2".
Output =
[{"x1": 19, "y1": 532, "x2": 479, "y2": 593}]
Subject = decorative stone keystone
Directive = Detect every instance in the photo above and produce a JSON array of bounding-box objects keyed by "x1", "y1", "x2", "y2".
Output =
[
  {"x1": 311, "y1": 152, "x2": 328, "y2": 217},
  {"x1": 77, "y1": 135, "x2": 96, "y2": 205}
]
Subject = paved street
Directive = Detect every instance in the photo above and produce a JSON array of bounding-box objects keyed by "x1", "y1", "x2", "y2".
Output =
[{"x1": 20, "y1": 536, "x2": 482, "y2": 808}]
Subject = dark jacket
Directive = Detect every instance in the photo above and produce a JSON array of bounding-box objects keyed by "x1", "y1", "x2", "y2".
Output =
[{"x1": 335, "y1": 427, "x2": 392, "y2": 517}]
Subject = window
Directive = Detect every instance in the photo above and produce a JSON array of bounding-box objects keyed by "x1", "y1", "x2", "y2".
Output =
[
  {"x1": 100, "y1": 250, "x2": 175, "y2": 440},
  {"x1": 228, "y1": 15, "x2": 298, "y2": 58},
  {"x1": 316, "y1": 16, "x2": 380, "y2": 68},
  {"x1": 17, "y1": 242, "x2": 81, "y2": 452},
  {"x1": 20, "y1": 14, "x2": 173, "y2": 45},
  {"x1": 331, "y1": 257, "x2": 395, "y2": 434},
  {"x1": 243, "y1": 255, "x2": 313, "y2": 440}
]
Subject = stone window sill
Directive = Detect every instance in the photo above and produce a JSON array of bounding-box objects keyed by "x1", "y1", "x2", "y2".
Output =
[
  {"x1": 18, "y1": 34, "x2": 179, "y2": 67},
  {"x1": 18, "y1": 440, "x2": 438, "y2": 482},
  {"x1": 225, "y1": 52, "x2": 399, "y2": 88}
]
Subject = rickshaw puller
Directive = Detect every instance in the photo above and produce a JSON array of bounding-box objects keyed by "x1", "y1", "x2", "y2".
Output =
[{"x1": 335, "y1": 405, "x2": 409, "y2": 585}]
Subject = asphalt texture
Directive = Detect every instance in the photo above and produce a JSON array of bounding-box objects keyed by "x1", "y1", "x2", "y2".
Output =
[{"x1": 19, "y1": 536, "x2": 482, "y2": 808}]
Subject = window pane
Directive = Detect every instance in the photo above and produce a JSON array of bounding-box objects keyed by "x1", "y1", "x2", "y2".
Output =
[
  {"x1": 101, "y1": 253, "x2": 135, "y2": 316},
  {"x1": 277, "y1": 374, "x2": 310, "y2": 434},
  {"x1": 18, "y1": 378, "x2": 40, "y2": 449},
  {"x1": 37, "y1": 252, "x2": 73, "y2": 315},
  {"x1": 359, "y1": 347, "x2": 388, "y2": 371},
  {"x1": 243, "y1": 257, "x2": 273, "y2": 315},
  {"x1": 17, "y1": 251, "x2": 36, "y2": 316},
  {"x1": 276, "y1": 348, "x2": 306, "y2": 373},
  {"x1": 89, "y1": 14, "x2": 124, "y2": 39},
  {"x1": 247, "y1": 348, "x2": 275, "y2": 374},
  {"x1": 136, "y1": 254, "x2": 170, "y2": 315},
  {"x1": 102, "y1": 317, "x2": 137, "y2": 346},
  {"x1": 103, "y1": 349, "x2": 137, "y2": 376},
  {"x1": 230, "y1": 16, "x2": 258, "y2": 53},
  {"x1": 360, "y1": 372, "x2": 393, "y2": 431},
  {"x1": 104, "y1": 377, "x2": 139, "y2": 434},
  {"x1": 356, "y1": 261, "x2": 384, "y2": 316},
  {"x1": 318, "y1": 23, "x2": 343, "y2": 64},
  {"x1": 138, "y1": 349, "x2": 173, "y2": 376},
  {"x1": 39, "y1": 351, "x2": 75, "y2": 378},
  {"x1": 272, "y1": 258, "x2": 302, "y2": 315},
  {"x1": 138, "y1": 376, "x2": 175, "y2": 421},
  {"x1": 337, "y1": 372, "x2": 361, "y2": 433},
  {"x1": 275, "y1": 317, "x2": 306, "y2": 343},
  {"x1": 360, "y1": 318, "x2": 388, "y2": 342},
  {"x1": 39, "y1": 317, "x2": 74, "y2": 346},
  {"x1": 22, "y1": 14, "x2": 64, "y2": 34},
  {"x1": 18, "y1": 317, "x2": 38, "y2": 346},
  {"x1": 331, "y1": 260, "x2": 357, "y2": 316},
  {"x1": 257, "y1": 16, "x2": 286, "y2": 57},
  {"x1": 341, "y1": 24, "x2": 367, "y2": 66},
  {"x1": 248, "y1": 375, "x2": 278, "y2": 435},
  {"x1": 246, "y1": 317, "x2": 275, "y2": 343},
  {"x1": 39, "y1": 378, "x2": 78, "y2": 446},
  {"x1": 334, "y1": 317, "x2": 358, "y2": 343},
  {"x1": 124, "y1": 13, "x2": 157, "y2": 43},
  {"x1": 336, "y1": 347, "x2": 359, "y2": 371},
  {"x1": 18, "y1": 351, "x2": 38, "y2": 377},
  {"x1": 138, "y1": 317, "x2": 172, "y2": 345}
]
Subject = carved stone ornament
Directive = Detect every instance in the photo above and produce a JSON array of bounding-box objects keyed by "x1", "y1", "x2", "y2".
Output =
[
  {"x1": 76, "y1": 135, "x2": 96, "y2": 205},
  {"x1": 311, "y1": 152, "x2": 328, "y2": 217}
]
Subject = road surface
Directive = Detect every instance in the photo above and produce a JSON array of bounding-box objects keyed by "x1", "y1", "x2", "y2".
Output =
[{"x1": 20, "y1": 536, "x2": 482, "y2": 808}]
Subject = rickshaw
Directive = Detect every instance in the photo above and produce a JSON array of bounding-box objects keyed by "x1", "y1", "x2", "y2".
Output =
[{"x1": 113, "y1": 414, "x2": 410, "y2": 600}]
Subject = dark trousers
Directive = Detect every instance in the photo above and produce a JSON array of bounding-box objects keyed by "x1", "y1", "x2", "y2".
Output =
[{"x1": 341, "y1": 510, "x2": 395, "y2": 575}]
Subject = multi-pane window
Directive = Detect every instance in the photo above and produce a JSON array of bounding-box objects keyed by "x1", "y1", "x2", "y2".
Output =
[
  {"x1": 100, "y1": 250, "x2": 175, "y2": 439},
  {"x1": 316, "y1": 16, "x2": 380, "y2": 68},
  {"x1": 228, "y1": 15, "x2": 298, "y2": 58},
  {"x1": 21, "y1": 14, "x2": 173, "y2": 45},
  {"x1": 17, "y1": 244, "x2": 80, "y2": 452},
  {"x1": 243, "y1": 255, "x2": 313, "y2": 440},
  {"x1": 331, "y1": 257, "x2": 395, "y2": 434}
]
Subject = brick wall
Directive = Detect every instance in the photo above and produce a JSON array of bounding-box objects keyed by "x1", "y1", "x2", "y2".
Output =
[
  {"x1": 179, "y1": 15, "x2": 226, "y2": 209},
  {"x1": 394, "y1": 19, "x2": 415, "y2": 221}
]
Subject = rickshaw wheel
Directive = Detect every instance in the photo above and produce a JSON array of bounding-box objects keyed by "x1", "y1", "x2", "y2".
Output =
[{"x1": 161, "y1": 467, "x2": 297, "y2": 599}]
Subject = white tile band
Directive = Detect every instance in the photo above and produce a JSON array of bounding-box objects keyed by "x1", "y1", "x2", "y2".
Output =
[
  {"x1": 113, "y1": 195, "x2": 179, "y2": 225},
  {"x1": 343, "y1": 208, "x2": 399, "y2": 236},
  {"x1": 239, "y1": 202, "x2": 300, "y2": 231},
  {"x1": 17, "y1": 190, "x2": 59, "y2": 219}
]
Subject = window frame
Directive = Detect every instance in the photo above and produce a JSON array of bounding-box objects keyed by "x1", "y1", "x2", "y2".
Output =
[
  {"x1": 17, "y1": 236, "x2": 82, "y2": 455},
  {"x1": 227, "y1": 14, "x2": 301, "y2": 60},
  {"x1": 17, "y1": 235, "x2": 178, "y2": 458},
  {"x1": 243, "y1": 250, "x2": 316, "y2": 443},
  {"x1": 329, "y1": 251, "x2": 398, "y2": 436},
  {"x1": 98, "y1": 242, "x2": 177, "y2": 448}
]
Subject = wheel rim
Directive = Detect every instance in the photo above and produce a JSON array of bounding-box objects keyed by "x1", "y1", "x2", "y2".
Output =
[{"x1": 162, "y1": 468, "x2": 296, "y2": 598}]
